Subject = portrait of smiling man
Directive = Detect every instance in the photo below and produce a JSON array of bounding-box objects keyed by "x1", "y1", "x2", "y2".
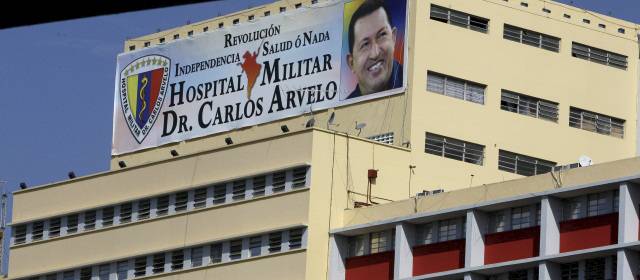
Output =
[{"x1": 346, "y1": 0, "x2": 404, "y2": 99}]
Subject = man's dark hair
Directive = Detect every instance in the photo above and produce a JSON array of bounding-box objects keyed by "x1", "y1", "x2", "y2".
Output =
[{"x1": 348, "y1": 0, "x2": 392, "y2": 53}]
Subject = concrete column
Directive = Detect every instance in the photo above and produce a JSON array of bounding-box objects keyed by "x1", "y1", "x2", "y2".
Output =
[
  {"x1": 540, "y1": 196, "x2": 562, "y2": 256},
  {"x1": 394, "y1": 223, "x2": 415, "y2": 279},
  {"x1": 619, "y1": 182, "x2": 639, "y2": 243},
  {"x1": 465, "y1": 210, "x2": 488, "y2": 268},
  {"x1": 617, "y1": 249, "x2": 639, "y2": 280},
  {"x1": 328, "y1": 235, "x2": 349, "y2": 280},
  {"x1": 464, "y1": 272, "x2": 486, "y2": 280},
  {"x1": 539, "y1": 261, "x2": 561, "y2": 280}
]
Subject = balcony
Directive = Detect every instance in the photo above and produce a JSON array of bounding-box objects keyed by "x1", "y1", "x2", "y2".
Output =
[
  {"x1": 345, "y1": 251, "x2": 394, "y2": 280},
  {"x1": 412, "y1": 239, "x2": 465, "y2": 276},
  {"x1": 559, "y1": 213, "x2": 618, "y2": 253},
  {"x1": 484, "y1": 226, "x2": 540, "y2": 264}
]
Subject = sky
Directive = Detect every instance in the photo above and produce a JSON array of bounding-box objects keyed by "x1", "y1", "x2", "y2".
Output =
[{"x1": 0, "y1": 0, "x2": 638, "y2": 275}]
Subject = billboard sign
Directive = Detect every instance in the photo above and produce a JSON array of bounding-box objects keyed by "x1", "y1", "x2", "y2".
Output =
[{"x1": 112, "y1": 0, "x2": 407, "y2": 155}]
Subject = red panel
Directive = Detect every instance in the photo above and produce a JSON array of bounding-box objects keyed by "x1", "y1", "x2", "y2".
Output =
[
  {"x1": 412, "y1": 239, "x2": 465, "y2": 276},
  {"x1": 484, "y1": 226, "x2": 540, "y2": 265},
  {"x1": 345, "y1": 251, "x2": 394, "y2": 280},
  {"x1": 560, "y1": 213, "x2": 618, "y2": 253}
]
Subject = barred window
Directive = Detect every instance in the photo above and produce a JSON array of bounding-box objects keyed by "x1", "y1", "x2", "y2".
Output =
[
  {"x1": 232, "y1": 180, "x2": 246, "y2": 201},
  {"x1": 134, "y1": 257, "x2": 147, "y2": 277},
  {"x1": 511, "y1": 206, "x2": 531, "y2": 230},
  {"x1": 49, "y1": 217, "x2": 61, "y2": 238},
  {"x1": 213, "y1": 184, "x2": 227, "y2": 204},
  {"x1": 14, "y1": 224, "x2": 27, "y2": 244},
  {"x1": 102, "y1": 207, "x2": 115, "y2": 227},
  {"x1": 84, "y1": 210, "x2": 97, "y2": 230},
  {"x1": 348, "y1": 235, "x2": 366, "y2": 257},
  {"x1": 503, "y1": 24, "x2": 560, "y2": 52},
  {"x1": 292, "y1": 167, "x2": 307, "y2": 188},
  {"x1": 98, "y1": 265, "x2": 110, "y2": 280},
  {"x1": 156, "y1": 195, "x2": 170, "y2": 216},
  {"x1": 252, "y1": 176, "x2": 266, "y2": 197},
  {"x1": 289, "y1": 228, "x2": 303, "y2": 249},
  {"x1": 272, "y1": 172, "x2": 286, "y2": 193},
  {"x1": 191, "y1": 246, "x2": 203, "y2": 267},
  {"x1": 174, "y1": 191, "x2": 188, "y2": 212},
  {"x1": 369, "y1": 230, "x2": 393, "y2": 254},
  {"x1": 566, "y1": 198, "x2": 583, "y2": 220},
  {"x1": 269, "y1": 232, "x2": 282, "y2": 253},
  {"x1": 498, "y1": 150, "x2": 555, "y2": 176},
  {"x1": 569, "y1": 107, "x2": 624, "y2": 138},
  {"x1": 587, "y1": 193, "x2": 608, "y2": 217},
  {"x1": 193, "y1": 187, "x2": 207, "y2": 209},
  {"x1": 416, "y1": 223, "x2": 434, "y2": 244},
  {"x1": 66, "y1": 214, "x2": 79, "y2": 234},
  {"x1": 249, "y1": 236, "x2": 262, "y2": 256},
  {"x1": 170, "y1": 250, "x2": 184, "y2": 270},
  {"x1": 438, "y1": 219, "x2": 458, "y2": 242},
  {"x1": 367, "y1": 132, "x2": 394, "y2": 145},
  {"x1": 425, "y1": 133, "x2": 484, "y2": 165},
  {"x1": 210, "y1": 243, "x2": 222, "y2": 264},
  {"x1": 138, "y1": 199, "x2": 151, "y2": 220},
  {"x1": 120, "y1": 203, "x2": 132, "y2": 224},
  {"x1": 116, "y1": 261, "x2": 129, "y2": 280},
  {"x1": 430, "y1": 4, "x2": 489, "y2": 33},
  {"x1": 152, "y1": 253, "x2": 165, "y2": 274},
  {"x1": 490, "y1": 211, "x2": 506, "y2": 233},
  {"x1": 585, "y1": 258, "x2": 606, "y2": 279},
  {"x1": 501, "y1": 90, "x2": 558, "y2": 122},
  {"x1": 229, "y1": 239, "x2": 243, "y2": 260},
  {"x1": 427, "y1": 72, "x2": 485, "y2": 104},
  {"x1": 32, "y1": 221, "x2": 44, "y2": 241},
  {"x1": 572, "y1": 42, "x2": 627, "y2": 69}
]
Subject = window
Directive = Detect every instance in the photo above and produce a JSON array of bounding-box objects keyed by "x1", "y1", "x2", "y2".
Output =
[
  {"x1": 134, "y1": 257, "x2": 147, "y2": 277},
  {"x1": 312, "y1": 0, "x2": 318, "y2": 4},
  {"x1": 490, "y1": 211, "x2": 506, "y2": 233},
  {"x1": 170, "y1": 250, "x2": 184, "y2": 270},
  {"x1": 129, "y1": 45, "x2": 135, "y2": 51},
  {"x1": 117, "y1": 261, "x2": 129, "y2": 280},
  {"x1": 289, "y1": 228, "x2": 303, "y2": 249},
  {"x1": 49, "y1": 217, "x2": 61, "y2": 238},
  {"x1": 613, "y1": 190, "x2": 619, "y2": 212},
  {"x1": 367, "y1": 132, "x2": 394, "y2": 145},
  {"x1": 264, "y1": 11, "x2": 271, "y2": 17},
  {"x1": 14, "y1": 224, "x2": 27, "y2": 244},
  {"x1": 98, "y1": 265, "x2": 110, "y2": 280},
  {"x1": 430, "y1": 5, "x2": 489, "y2": 33},
  {"x1": 159, "y1": 38, "x2": 165, "y2": 44},
  {"x1": 563, "y1": 14, "x2": 571, "y2": 19},
  {"x1": 32, "y1": 221, "x2": 44, "y2": 241},
  {"x1": 587, "y1": 193, "x2": 608, "y2": 217},
  {"x1": 63, "y1": 271, "x2": 74, "y2": 280},
  {"x1": 248, "y1": 15, "x2": 254, "y2": 20},
  {"x1": 102, "y1": 207, "x2": 115, "y2": 227},
  {"x1": 138, "y1": 199, "x2": 150, "y2": 220},
  {"x1": 542, "y1": 8, "x2": 551, "y2": 13},
  {"x1": 598, "y1": 23, "x2": 606, "y2": 29},
  {"x1": 416, "y1": 223, "x2": 434, "y2": 244},
  {"x1": 427, "y1": 72, "x2": 485, "y2": 104},
  {"x1": 501, "y1": 90, "x2": 559, "y2": 122},
  {"x1": 250, "y1": 236, "x2": 262, "y2": 256},
  {"x1": 253, "y1": 176, "x2": 266, "y2": 197},
  {"x1": 84, "y1": 211, "x2": 97, "y2": 230},
  {"x1": 272, "y1": 172, "x2": 286, "y2": 193},
  {"x1": 187, "y1": 30, "x2": 193, "y2": 36},
  {"x1": 229, "y1": 239, "x2": 243, "y2": 260},
  {"x1": 213, "y1": 184, "x2": 227, "y2": 204},
  {"x1": 618, "y1": 28, "x2": 626, "y2": 34},
  {"x1": 349, "y1": 235, "x2": 366, "y2": 257},
  {"x1": 508, "y1": 270, "x2": 528, "y2": 280},
  {"x1": 280, "y1": 7, "x2": 286, "y2": 13},
  {"x1": 520, "y1": 2, "x2": 528, "y2": 7},
  {"x1": 583, "y1": 19, "x2": 591, "y2": 24},
  {"x1": 156, "y1": 195, "x2": 169, "y2": 216},
  {"x1": 585, "y1": 258, "x2": 605, "y2": 279},
  {"x1": 511, "y1": 206, "x2": 531, "y2": 230},
  {"x1": 203, "y1": 26, "x2": 209, "y2": 32},
  {"x1": 565, "y1": 198, "x2": 582, "y2": 220},
  {"x1": 232, "y1": 19, "x2": 239, "y2": 25},
  {"x1": 438, "y1": 219, "x2": 458, "y2": 242},
  {"x1": 503, "y1": 24, "x2": 560, "y2": 52},
  {"x1": 232, "y1": 180, "x2": 246, "y2": 200},
  {"x1": 218, "y1": 22, "x2": 224, "y2": 28},
  {"x1": 569, "y1": 107, "x2": 624, "y2": 138},
  {"x1": 425, "y1": 133, "x2": 484, "y2": 165},
  {"x1": 152, "y1": 253, "x2": 165, "y2": 274},
  {"x1": 369, "y1": 230, "x2": 393, "y2": 254},
  {"x1": 498, "y1": 150, "x2": 555, "y2": 176},
  {"x1": 269, "y1": 232, "x2": 282, "y2": 253},
  {"x1": 173, "y1": 34, "x2": 179, "y2": 40},
  {"x1": 191, "y1": 247, "x2": 203, "y2": 267},
  {"x1": 67, "y1": 214, "x2": 78, "y2": 234},
  {"x1": 292, "y1": 167, "x2": 307, "y2": 188},
  {"x1": 120, "y1": 203, "x2": 132, "y2": 224},
  {"x1": 193, "y1": 187, "x2": 207, "y2": 209},
  {"x1": 295, "y1": 3, "x2": 302, "y2": 8},
  {"x1": 144, "y1": 42, "x2": 150, "y2": 47},
  {"x1": 174, "y1": 192, "x2": 188, "y2": 212},
  {"x1": 210, "y1": 243, "x2": 222, "y2": 263},
  {"x1": 572, "y1": 42, "x2": 628, "y2": 69}
]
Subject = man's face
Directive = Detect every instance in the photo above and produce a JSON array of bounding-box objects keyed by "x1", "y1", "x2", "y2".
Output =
[{"x1": 348, "y1": 7, "x2": 397, "y2": 95}]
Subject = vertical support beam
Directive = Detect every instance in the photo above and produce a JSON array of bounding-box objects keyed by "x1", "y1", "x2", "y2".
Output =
[
  {"x1": 617, "y1": 249, "x2": 639, "y2": 280},
  {"x1": 328, "y1": 235, "x2": 348, "y2": 280},
  {"x1": 465, "y1": 210, "x2": 487, "y2": 268},
  {"x1": 394, "y1": 223, "x2": 415, "y2": 279},
  {"x1": 539, "y1": 261, "x2": 561, "y2": 280},
  {"x1": 540, "y1": 196, "x2": 562, "y2": 256},
  {"x1": 464, "y1": 272, "x2": 485, "y2": 280},
  {"x1": 619, "y1": 182, "x2": 639, "y2": 243}
]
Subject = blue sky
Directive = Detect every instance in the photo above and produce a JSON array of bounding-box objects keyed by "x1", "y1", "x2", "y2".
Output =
[{"x1": 0, "y1": 0, "x2": 638, "y2": 275}]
